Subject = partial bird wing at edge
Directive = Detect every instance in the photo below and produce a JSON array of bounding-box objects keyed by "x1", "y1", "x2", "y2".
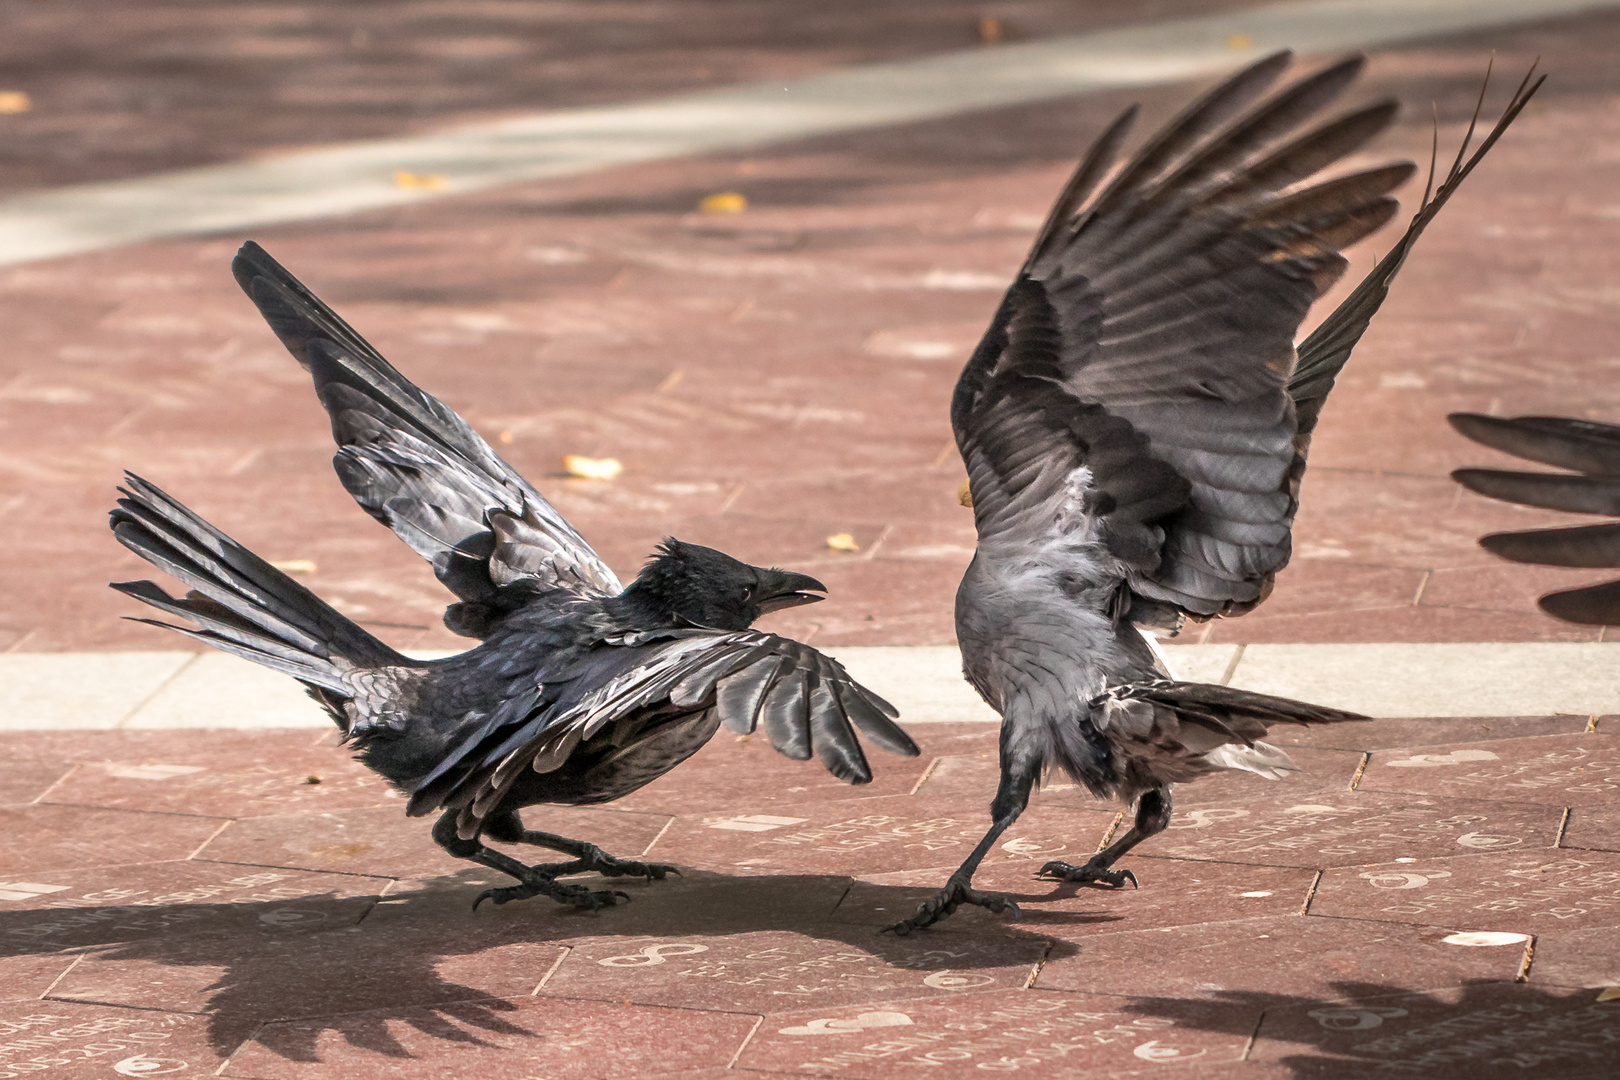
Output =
[
  {"x1": 231, "y1": 242, "x2": 621, "y2": 629},
  {"x1": 1451, "y1": 411, "x2": 1620, "y2": 626}
]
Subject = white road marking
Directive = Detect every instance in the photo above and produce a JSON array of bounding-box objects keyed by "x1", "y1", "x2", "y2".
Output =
[
  {"x1": 1, "y1": 641, "x2": 1614, "y2": 729},
  {"x1": 0, "y1": 0, "x2": 1613, "y2": 266}
]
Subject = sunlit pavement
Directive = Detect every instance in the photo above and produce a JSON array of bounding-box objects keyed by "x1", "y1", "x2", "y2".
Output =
[{"x1": 2, "y1": 2, "x2": 1619, "y2": 1077}]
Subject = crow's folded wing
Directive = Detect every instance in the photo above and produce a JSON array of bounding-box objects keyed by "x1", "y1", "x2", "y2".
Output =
[
  {"x1": 1451, "y1": 412, "x2": 1620, "y2": 626},
  {"x1": 955, "y1": 53, "x2": 1538, "y2": 621},
  {"x1": 408, "y1": 629, "x2": 918, "y2": 833},
  {"x1": 232, "y1": 242, "x2": 620, "y2": 629}
]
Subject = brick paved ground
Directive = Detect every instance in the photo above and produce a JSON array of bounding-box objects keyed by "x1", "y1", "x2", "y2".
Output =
[
  {"x1": 2, "y1": 716, "x2": 1616, "y2": 1078},
  {"x1": 3, "y1": 3, "x2": 1620, "y2": 1078},
  {"x1": 4, "y1": 5, "x2": 1620, "y2": 653}
]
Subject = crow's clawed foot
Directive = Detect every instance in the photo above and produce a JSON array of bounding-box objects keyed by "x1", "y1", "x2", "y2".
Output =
[
  {"x1": 577, "y1": 844, "x2": 681, "y2": 881},
  {"x1": 881, "y1": 876, "x2": 1019, "y2": 935},
  {"x1": 472, "y1": 874, "x2": 630, "y2": 912},
  {"x1": 1036, "y1": 857, "x2": 1139, "y2": 889}
]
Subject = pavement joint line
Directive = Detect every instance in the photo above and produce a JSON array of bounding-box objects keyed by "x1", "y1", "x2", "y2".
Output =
[
  {"x1": 114, "y1": 649, "x2": 203, "y2": 730},
  {"x1": 1, "y1": 0, "x2": 1616, "y2": 267},
  {"x1": 4, "y1": 642, "x2": 1620, "y2": 728}
]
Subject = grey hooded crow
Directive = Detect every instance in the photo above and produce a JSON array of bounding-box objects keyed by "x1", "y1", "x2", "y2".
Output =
[
  {"x1": 110, "y1": 242, "x2": 918, "y2": 912},
  {"x1": 887, "y1": 54, "x2": 1542, "y2": 933},
  {"x1": 1452, "y1": 412, "x2": 1620, "y2": 625}
]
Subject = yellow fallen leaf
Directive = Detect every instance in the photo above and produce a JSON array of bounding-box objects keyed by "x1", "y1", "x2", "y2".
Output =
[
  {"x1": 394, "y1": 171, "x2": 448, "y2": 191},
  {"x1": 1598, "y1": 987, "x2": 1620, "y2": 1003},
  {"x1": 958, "y1": 478, "x2": 974, "y2": 508},
  {"x1": 564, "y1": 454, "x2": 623, "y2": 481},
  {"x1": 0, "y1": 91, "x2": 31, "y2": 114},
  {"x1": 826, "y1": 532, "x2": 860, "y2": 553},
  {"x1": 270, "y1": 559, "x2": 318, "y2": 575},
  {"x1": 1226, "y1": 33, "x2": 1253, "y2": 50},
  {"x1": 699, "y1": 191, "x2": 748, "y2": 214}
]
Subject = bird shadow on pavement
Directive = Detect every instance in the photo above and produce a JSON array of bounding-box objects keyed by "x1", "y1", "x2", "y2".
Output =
[
  {"x1": 1118, "y1": 979, "x2": 1617, "y2": 1079},
  {"x1": 0, "y1": 865, "x2": 1095, "y2": 1064}
]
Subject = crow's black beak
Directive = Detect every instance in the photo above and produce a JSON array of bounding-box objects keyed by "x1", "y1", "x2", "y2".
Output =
[{"x1": 756, "y1": 570, "x2": 827, "y2": 613}]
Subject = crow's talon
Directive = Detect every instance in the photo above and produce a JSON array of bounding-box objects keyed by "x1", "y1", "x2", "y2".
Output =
[
  {"x1": 880, "y1": 878, "x2": 1018, "y2": 935},
  {"x1": 1036, "y1": 858, "x2": 1139, "y2": 889}
]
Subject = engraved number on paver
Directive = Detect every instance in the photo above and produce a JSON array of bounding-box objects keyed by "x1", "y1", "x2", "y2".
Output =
[
  {"x1": 1132, "y1": 1040, "x2": 1206, "y2": 1062},
  {"x1": 1361, "y1": 870, "x2": 1452, "y2": 889},
  {"x1": 1307, "y1": 1006, "x2": 1409, "y2": 1030},
  {"x1": 1000, "y1": 837, "x2": 1062, "y2": 856},
  {"x1": 1168, "y1": 809, "x2": 1250, "y2": 830},
  {"x1": 597, "y1": 943, "x2": 710, "y2": 967},
  {"x1": 258, "y1": 908, "x2": 327, "y2": 926},
  {"x1": 707, "y1": 815, "x2": 808, "y2": 832},
  {"x1": 113, "y1": 1057, "x2": 189, "y2": 1076},
  {"x1": 778, "y1": 1011, "x2": 913, "y2": 1036},
  {"x1": 1455, "y1": 831, "x2": 1522, "y2": 850},
  {"x1": 1385, "y1": 750, "x2": 1500, "y2": 768},
  {"x1": 922, "y1": 970, "x2": 996, "y2": 990}
]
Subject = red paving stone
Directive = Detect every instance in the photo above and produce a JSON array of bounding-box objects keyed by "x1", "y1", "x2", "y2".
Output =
[
  {"x1": 6, "y1": 10, "x2": 1620, "y2": 652},
  {"x1": 1244, "y1": 983, "x2": 1620, "y2": 1079},
  {"x1": 0, "y1": 859, "x2": 384, "y2": 950},
  {"x1": 5, "y1": 5, "x2": 1620, "y2": 1078},
  {"x1": 226, "y1": 996, "x2": 758, "y2": 1080},
  {"x1": 539, "y1": 929, "x2": 1047, "y2": 1013},
  {"x1": 1309, "y1": 850, "x2": 1620, "y2": 933},
  {"x1": 1562, "y1": 804, "x2": 1620, "y2": 853},
  {"x1": 1358, "y1": 734, "x2": 1620, "y2": 805},
  {"x1": 0, "y1": 1001, "x2": 227, "y2": 1079},
  {"x1": 739, "y1": 988, "x2": 1255, "y2": 1077},
  {"x1": 0, "y1": 803, "x2": 226, "y2": 875},
  {"x1": 1144, "y1": 791, "x2": 1561, "y2": 869},
  {"x1": 1034, "y1": 914, "x2": 1525, "y2": 999},
  {"x1": 0, "y1": 721, "x2": 1613, "y2": 1077}
]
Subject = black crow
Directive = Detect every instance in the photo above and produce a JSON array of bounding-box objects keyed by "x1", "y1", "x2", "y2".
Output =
[
  {"x1": 109, "y1": 243, "x2": 918, "y2": 911},
  {"x1": 1451, "y1": 412, "x2": 1620, "y2": 625},
  {"x1": 887, "y1": 54, "x2": 1542, "y2": 933}
]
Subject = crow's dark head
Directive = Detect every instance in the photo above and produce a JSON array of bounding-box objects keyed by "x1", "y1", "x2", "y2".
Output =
[{"x1": 616, "y1": 538, "x2": 825, "y2": 631}]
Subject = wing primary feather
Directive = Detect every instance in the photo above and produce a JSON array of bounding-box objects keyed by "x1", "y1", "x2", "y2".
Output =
[
  {"x1": 1453, "y1": 468, "x2": 1620, "y2": 517},
  {"x1": 759, "y1": 661, "x2": 814, "y2": 760},
  {"x1": 1087, "y1": 50, "x2": 1294, "y2": 220},
  {"x1": 1539, "y1": 580, "x2": 1620, "y2": 626},
  {"x1": 1025, "y1": 104, "x2": 1139, "y2": 271},
  {"x1": 1142, "y1": 55, "x2": 1365, "y2": 208},
  {"x1": 1291, "y1": 63, "x2": 1544, "y2": 436},
  {"x1": 1449, "y1": 413, "x2": 1620, "y2": 476},
  {"x1": 807, "y1": 671, "x2": 873, "y2": 783},
  {"x1": 1479, "y1": 523, "x2": 1620, "y2": 568},
  {"x1": 715, "y1": 651, "x2": 790, "y2": 734}
]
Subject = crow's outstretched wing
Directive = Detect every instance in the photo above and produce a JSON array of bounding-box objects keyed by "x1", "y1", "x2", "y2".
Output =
[
  {"x1": 955, "y1": 53, "x2": 1538, "y2": 622},
  {"x1": 408, "y1": 629, "x2": 918, "y2": 836},
  {"x1": 232, "y1": 242, "x2": 620, "y2": 633},
  {"x1": 1451, "y1": 412, "x2": 1620, "y2": 625}
]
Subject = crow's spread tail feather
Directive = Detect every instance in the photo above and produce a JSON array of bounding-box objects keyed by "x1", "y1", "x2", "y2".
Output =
[
  {"x1": 1092, "y1": 679, "x2": 1366, "y2": 789},
  {"x1": 109, "y1": 473, "x2": 410, "y2": 731}
]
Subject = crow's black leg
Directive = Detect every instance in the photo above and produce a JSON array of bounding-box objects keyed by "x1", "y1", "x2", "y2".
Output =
[
  {"x1": 1037, "y1": 785, "x2": 1171, "y2": 888},
  {"x1": 882, "y1": 750, "x2": 1037, "y2": 935},
  {"x1": 481, "y1": 810, "x2": 679, "y2": 881},
  {"x1": 431, "y1": 811, "x2": 631, "y2": 911}
]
